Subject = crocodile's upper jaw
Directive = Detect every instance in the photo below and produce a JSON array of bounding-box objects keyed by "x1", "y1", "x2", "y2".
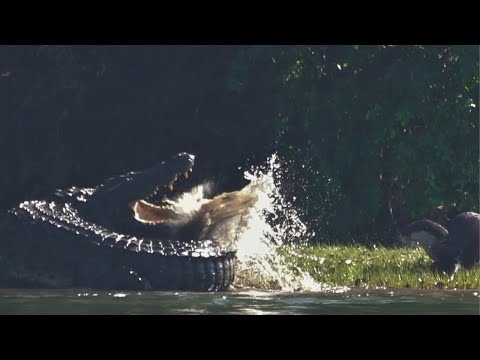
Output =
[
  {"x1": 129, "y1": 152, "x2": 195, "y2": 203},
  {"x1": 88, "y1": 152, "x2": 195, "y2": 208}
]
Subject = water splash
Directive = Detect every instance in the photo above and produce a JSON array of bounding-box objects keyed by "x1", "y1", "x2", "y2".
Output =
[
  {"x1": 164, "y1": 183, "x2": 213, "y2": 214},
  {"x1": 234, "y1": 153, "x2": 348, "y2": 293}
]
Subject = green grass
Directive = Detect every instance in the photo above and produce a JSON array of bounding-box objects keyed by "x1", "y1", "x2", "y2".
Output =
[{"x1": 242, "y1": 244, "x2": 480, "y2": 290}]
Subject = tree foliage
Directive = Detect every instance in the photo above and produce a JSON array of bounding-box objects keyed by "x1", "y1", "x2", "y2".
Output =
[{"x1": 230, "y1": 45, "x2": 479, "y2": 242}]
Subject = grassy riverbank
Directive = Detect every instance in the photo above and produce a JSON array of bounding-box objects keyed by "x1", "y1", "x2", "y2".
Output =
[{"x1": 237, "y1": 244, "x2": 480, "y2": 291}]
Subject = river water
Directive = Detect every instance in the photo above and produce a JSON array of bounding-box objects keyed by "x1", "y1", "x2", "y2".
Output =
[{"x1": 0, "y1": 288, "x2": 478, "y2": 315}]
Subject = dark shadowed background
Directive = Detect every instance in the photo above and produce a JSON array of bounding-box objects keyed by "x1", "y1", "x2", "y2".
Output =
[{"x1": 1, "y1": 45, "x2": 477, "y2": 245}]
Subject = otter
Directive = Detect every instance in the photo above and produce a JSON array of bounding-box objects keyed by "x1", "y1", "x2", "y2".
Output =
[{"x1": 400, "y1": 212, "x2": 479, "y2": 273}]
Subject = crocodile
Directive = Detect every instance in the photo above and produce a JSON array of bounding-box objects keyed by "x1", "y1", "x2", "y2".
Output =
[{"x1": 0, "y1": 153, "x2": 258, "y2": 291}]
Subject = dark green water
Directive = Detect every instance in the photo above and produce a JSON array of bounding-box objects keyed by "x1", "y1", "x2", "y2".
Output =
[{"x1": 0, "y1": 288, "x2": 478, "y2": 314}]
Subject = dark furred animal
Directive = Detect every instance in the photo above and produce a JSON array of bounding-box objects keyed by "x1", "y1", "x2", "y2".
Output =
[
  {"x1": 446, "y1": 212, "x2": 479, "y2": 269},
  {"x1": 400, "y1": 212, "x2": 480, "y2": 272},
  {"x1": 0, "y1": 153, "x2": 257, "y2": 291}
]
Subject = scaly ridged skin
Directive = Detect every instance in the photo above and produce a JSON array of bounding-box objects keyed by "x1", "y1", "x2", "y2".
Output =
[{"x1": 0, "y1": 204, "x2": 236, "y2": 291}]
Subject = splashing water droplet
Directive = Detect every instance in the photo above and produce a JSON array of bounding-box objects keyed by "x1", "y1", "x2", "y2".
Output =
[{"x1": 233, "y1": 153, "x2": 348, "y2": 293}]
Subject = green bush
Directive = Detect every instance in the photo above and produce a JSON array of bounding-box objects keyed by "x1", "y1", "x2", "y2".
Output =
[{"x1": 230, "y1": 45, "x2": 479, "y2": 243}]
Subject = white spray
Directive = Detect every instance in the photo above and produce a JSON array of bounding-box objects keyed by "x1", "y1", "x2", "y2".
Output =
[{"x1": 232, "y1": 153, "x2": 344, "y2": 292}]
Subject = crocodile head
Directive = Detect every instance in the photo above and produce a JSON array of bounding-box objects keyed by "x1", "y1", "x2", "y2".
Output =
[
  {"x1": 130, "y1": 157, "x2": 258, "y2": 244},
  {"x1": 81, "y1": 152, "x2": 196, "y2": 230},
  {"x1": 132, "y1": 184, "x2": 257, "y2": 246},
  {"x1": 87, "y1": 151, "x2": 258, "y2": 244}
]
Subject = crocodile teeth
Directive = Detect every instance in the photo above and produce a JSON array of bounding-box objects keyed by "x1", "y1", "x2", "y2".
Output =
[
  {"x1": 167, "y1": 183, "x2": 174, "y2": 191},
  {"x1": 184, "y1": 171, "x2": 189, "y2": 179}
]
